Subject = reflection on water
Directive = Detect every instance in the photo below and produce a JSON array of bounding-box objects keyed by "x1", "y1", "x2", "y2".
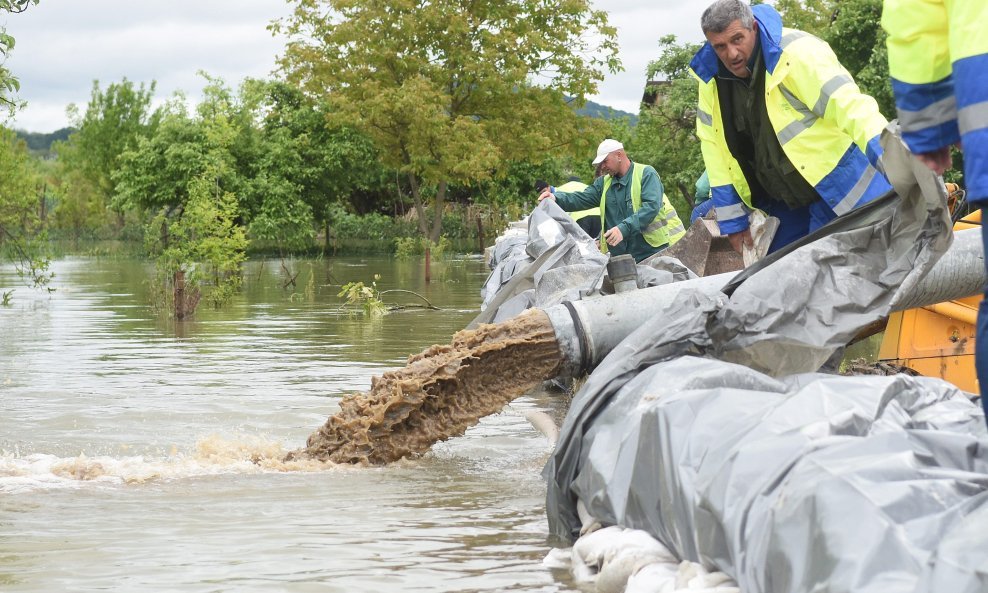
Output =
[{"x1": 0, "y1": 255, "x2": 577, "y2": 592}]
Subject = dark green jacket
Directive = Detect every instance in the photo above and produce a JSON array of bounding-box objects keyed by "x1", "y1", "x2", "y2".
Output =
[{"x1": 553, "y1": 162, "x2": 665, "y2": 262}]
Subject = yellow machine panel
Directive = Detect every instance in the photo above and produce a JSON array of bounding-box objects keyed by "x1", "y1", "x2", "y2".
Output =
[{"x1": 878, "y1": 208, "x2": 981, "y2": 393}]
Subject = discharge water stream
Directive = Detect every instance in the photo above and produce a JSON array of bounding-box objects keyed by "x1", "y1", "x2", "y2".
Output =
[{"x1": 292, "y1": 308, "x2": 563, "y2": 464}]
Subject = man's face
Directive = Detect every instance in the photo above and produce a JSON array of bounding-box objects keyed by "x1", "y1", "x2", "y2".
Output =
[
  {"x1": 598, "y1": 151, "x2": 623, "y2": 176},
  {"x1": 706, "y1": 20, "x2": 758, "y2": 78}
]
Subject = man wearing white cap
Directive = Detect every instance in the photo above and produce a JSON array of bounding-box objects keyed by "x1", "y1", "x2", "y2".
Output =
[{"x1": 538, "y1": 139, "x2": 685, "y2": 262}]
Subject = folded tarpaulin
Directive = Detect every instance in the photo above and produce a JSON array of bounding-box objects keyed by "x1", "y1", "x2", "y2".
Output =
[
  {"x1": 472, "y1": 199, "x2": 695, "y2": 329},
  {"x1": 542, "y1": 126, "x2": 988, "y2": 592}
]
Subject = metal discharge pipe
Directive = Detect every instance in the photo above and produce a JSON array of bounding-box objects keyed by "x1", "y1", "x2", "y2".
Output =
[{"x1": 543, "y1": 228, "x2": 986, "y2": 378}]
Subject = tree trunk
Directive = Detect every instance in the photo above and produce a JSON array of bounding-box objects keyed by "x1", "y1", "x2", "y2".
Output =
[
  {"x1": 407, "y1": 173, "x2": 430, "y2": 237},
  {"x1": 476, "y1": 215, "x2": 484, "y2": 253},
  {"x1": 174, "y1": 270, "x2": 187, "y2": 320},
  {"x1": 38, "y1": 183, "x2": 47, "y2": 222},
  {"x1": 424, "y1": 244, "x2": 431, "y2": 284},
  {"x1": 429, "y1": 180, "x2": 447, "y2": 244},
  {"x1": 324, "y1": 219, "x2": 330, "y2": 255}
]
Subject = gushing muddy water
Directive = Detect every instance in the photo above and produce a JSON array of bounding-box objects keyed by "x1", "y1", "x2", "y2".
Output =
[{"x1": 294, "y1": 308, "x2": 562, "y2": 464}]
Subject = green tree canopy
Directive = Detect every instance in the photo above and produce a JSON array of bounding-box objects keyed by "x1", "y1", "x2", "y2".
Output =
[
  {"x1": 54, "y1": 79, "x2": 161, "y2": 232},
  {"x1": 275, "y1": 0, "x2": 618, "y2": 242},
  {"x1": 0, "y1": 0, "x2": 37, "y2": 117},
  {"x1": 631, "y1": 36, "x2": 704, "y2": 223}
]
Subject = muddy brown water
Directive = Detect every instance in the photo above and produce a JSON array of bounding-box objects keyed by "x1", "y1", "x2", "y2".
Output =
[
  {"x1": 0, "y1": 255, "x2": 580, "y2": 593},
  {"x1": 294, "y1": 308, "x2": 562, "y2": 464}
]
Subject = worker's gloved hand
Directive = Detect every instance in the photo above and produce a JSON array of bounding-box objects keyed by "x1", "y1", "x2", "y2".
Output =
[{"x1": 727, "y1": 228, "x2": 754, "y2": 254}]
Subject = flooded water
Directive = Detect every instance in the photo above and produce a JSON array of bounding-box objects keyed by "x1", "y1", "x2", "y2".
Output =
[{"x1": 0, "y1": 255, "x2": 577, "y2": 592}]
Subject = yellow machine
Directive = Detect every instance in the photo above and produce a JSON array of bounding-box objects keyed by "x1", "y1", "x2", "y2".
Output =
[{"x1": 878, "y1": 199, "x2": 980, "y2": 393}]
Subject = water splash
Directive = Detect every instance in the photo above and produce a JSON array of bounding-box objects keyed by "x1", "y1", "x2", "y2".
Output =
[{"x1": 0, "y1": 434, "x2": 336, "y2": 493}]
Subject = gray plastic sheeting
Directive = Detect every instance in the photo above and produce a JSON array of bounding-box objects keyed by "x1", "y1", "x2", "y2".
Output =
[
  {"x1": 540, "y1": 126, "x2": 988, "y2": 592},
  {"x1": 472, "y1": 200, "x2": 696, "y2": 329}
]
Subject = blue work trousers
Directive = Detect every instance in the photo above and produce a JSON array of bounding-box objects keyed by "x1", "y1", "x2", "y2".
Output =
[
  {"x1": 754, "y1": 197, "x2": 837, "y2": 253},
  {"x1": 978, "y1": 213, "x2": 988, "y2": 425}
]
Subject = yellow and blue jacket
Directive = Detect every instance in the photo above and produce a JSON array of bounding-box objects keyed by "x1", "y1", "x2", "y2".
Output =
[
  {"x1": 884, "y1": 0, "x2": 988, "y2": 202},
  {"x1": 690, "y1": 4, "x2": 891, "y2": 235}
]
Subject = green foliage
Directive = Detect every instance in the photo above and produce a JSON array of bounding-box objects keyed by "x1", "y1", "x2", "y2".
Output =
[
  {"x1": 0, "y1": 0, "x2": 50, "y2": 292},
  {"x1": 146, "y1": 166, "x2": 248, "y2": 316},
  {"x1": 0, "y1": 0, "x2": 37, "y2": 117},
  {"x1": 0, "y1": 127, "x2": 53, "y2": 289},
  {"x1": 55, "y1": 79, "x2": 160, "y2": 230},
  {"x1": 276, "y1": 0, "x2": 618, "y2": 242},
  {"x1": 113, "y1": 104, "x2": 208, "y2": 214},
  {"x1": 1, "y1": 288, "x2": 12, "y2": 305},
  {"x1": 337, "y1": 280, "x2": 387, "y2": 317},
  {"x1": 825, "y1": 0, "x2": 894, "y2": 119},
  {"x1": 129, "y1": 83, "x2": 250, "y2": 317},
  {"x1": 633, "y1": 35, "x2": 706, "y2": 223},
  {"x1": 394, "y1": 235, "x2": 451, "y2": 259},
  {"x1": 246, "y1": 81, "x2": 389, "y2": 225},
  {"x1": 771, "y1": 0, "x2": 837, "y2": 36}
]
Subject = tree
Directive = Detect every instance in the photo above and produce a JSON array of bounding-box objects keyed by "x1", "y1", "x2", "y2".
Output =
[
  {"x1": 0, "y1": 126, "x2": 50, "y2": 290},
  {"x1": 0, "y1": 0, "x2": 37, "y2": 117},
  {"x1": 115, "y1": 80, "x2": 249, "y2": 318},
  {"x1": 825, "y1": 0, "x2": 893, "y2": 118},
  {"x1": 240, "y1": 80, "x2": 389, "y2": 254},
  {"x1": 112, "y1": 103, "x2": 208, "y2": 216},
  {"x1": 55, "y1": 79, "x2": 160, "y2": 231},
  {"x1": 771, "y1": 0, "x2": 837, "y2": 35},
  {"x1": 0, "y1": 0, "x2": 50, "y2": 293},
  {"x1": 275, "y1": 0, "x2": 617, "y2": 244},
  {"x1": 632, "y1": 36, "x2": 705, "y2": 223}
]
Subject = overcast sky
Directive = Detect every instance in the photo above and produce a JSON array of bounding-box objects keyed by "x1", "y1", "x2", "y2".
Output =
[{"x1": 2, "y1": 0, "x2": 709, "y2": 133}]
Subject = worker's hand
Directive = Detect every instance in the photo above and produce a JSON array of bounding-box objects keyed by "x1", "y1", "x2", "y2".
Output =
[
  {"x1": 727, "y1": 228, "x2": 754, "y2": 253},
  {"x1": 604, "y1": 226, "x2": 624, "y2": 247},
  {"x1": 538, "y1": 188, "x2": 555, "y2": 202},
  {"x1": 916, "y1": 146, "x2": 954, "y2": 175}
]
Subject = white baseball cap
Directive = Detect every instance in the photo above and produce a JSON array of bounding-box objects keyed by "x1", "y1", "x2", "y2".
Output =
[{"x1": 592, "y1": 139, "x2": 624, "y2": 165}]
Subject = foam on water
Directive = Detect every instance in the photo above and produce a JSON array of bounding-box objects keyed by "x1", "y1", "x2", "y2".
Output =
[{"x1": 0, "y1": 434, "x2": 337, "y2": 493}]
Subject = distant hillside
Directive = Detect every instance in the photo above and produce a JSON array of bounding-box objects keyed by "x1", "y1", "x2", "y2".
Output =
[
  {"x1": 573, "y1": 98, "x2": 638, "y2": 126},
  {"x1": 15, "y1": 127, "x2": 75, "y2": 155}
]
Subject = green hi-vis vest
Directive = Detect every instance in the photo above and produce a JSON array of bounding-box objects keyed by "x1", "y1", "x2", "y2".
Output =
[{"x1": 599, "y1": 162, "x2": 686, "y2": 253}]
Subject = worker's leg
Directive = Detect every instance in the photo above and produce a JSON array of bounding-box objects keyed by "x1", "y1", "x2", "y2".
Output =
[{"x1": 755, "y1": 198, "x2": 814, "y2": 253}]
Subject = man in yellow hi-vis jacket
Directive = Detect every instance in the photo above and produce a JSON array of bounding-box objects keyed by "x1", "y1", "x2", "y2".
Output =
[
  {"x1": 883, "y1": 0, "x2": 988, "y2": 409},
  {"x1": 690, "y1": 0, "x2": 892, "y2": 254}
]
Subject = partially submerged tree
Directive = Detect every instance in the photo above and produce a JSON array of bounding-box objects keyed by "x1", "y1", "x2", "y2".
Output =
[
  {"x1": 0, "y1": 0, "x2": 50, "y2": 293},
  {"x1": 115, "y1": 81, "x2": 248, "y2": 318},
  {"x1": 275, "y1": 0, "x2": 619, "y2": 244},
  {"x1": 0, "y1": 128, "x2": 49, "y2": 290}
]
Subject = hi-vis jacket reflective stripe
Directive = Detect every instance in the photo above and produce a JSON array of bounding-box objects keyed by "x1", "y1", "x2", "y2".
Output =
[
  {"x1": 600, "y1": 163, "x2": 686, "y2": 252},
  {"x1": 689, "y1": 3, "x2": 892, "y2": 235},
  {"x1": 884, "y1": 0, "x2": 988, "y2": 201}
]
